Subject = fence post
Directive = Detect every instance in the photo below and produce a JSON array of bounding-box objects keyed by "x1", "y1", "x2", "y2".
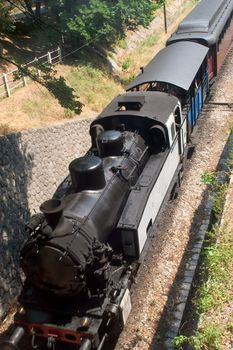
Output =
[
  {"x1": 35, "y1": 57, "x2": 41, "y2": 76},
  {"x1": 58, "y1": 46, "x2": 62, "y2": 63},
  {"x1": 47, "y1": 51, "x2": 52, "y2": 64},
  {"x1": 22, "y1": 76, "x2": 27, "y2": 86},
  {"x1": 3, "y1": 73, "x2": 11, "y2": 97}
]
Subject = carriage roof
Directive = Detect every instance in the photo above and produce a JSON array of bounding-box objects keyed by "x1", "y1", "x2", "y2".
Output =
[
  {"x1": 126, "y1": 41, "x2": 208, "y2": 92},
  {"x1": 167, "y1": 0, "x2": 233, "y2": 46}
]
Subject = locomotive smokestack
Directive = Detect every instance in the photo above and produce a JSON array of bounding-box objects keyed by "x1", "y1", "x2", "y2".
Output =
[
  {"x1": 97, "y1": 130, "x2": 123, "y2": 157},
  {"x1": 40, "y1": 198, "x2": 63, "y2": 229}
]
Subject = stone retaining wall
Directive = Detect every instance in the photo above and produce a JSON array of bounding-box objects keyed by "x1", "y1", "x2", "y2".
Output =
[{"x1": 0, "y1": 118, "x2": 94, "y2": 319}]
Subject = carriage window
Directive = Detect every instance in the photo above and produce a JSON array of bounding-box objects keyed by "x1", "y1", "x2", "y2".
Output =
[
  {"x1": 171, "y1": 123, "x2": 175, "y2": 140},
  {"x1": 174, "y1": 107, "x2": 181, "y2": 131}
]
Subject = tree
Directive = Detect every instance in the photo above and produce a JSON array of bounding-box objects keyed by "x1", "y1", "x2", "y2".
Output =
[
  {"x1": 22, "y1": 0, "x2": 34, "y2": 14},
  {"x1": 48, "y1": 0, "x2": 156, "y2": 45},
  {"x1": 0, "y1": 1, "x2": 14, "y2": 33},
  {"x1": 5, "y1": 0, "x2": 42, "y2": 20}
]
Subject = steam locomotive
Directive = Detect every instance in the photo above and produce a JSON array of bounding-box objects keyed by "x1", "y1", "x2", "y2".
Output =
[{"x1": 1, "y1": 0, "x2": 233, "y2": 349}]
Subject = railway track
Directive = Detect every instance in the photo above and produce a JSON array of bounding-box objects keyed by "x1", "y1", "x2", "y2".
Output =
[{"x1": 202, "y1": 102, "x2": 233, "y2": 112}]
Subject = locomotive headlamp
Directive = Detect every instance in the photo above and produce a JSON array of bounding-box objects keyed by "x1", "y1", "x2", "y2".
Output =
[
  {"x1": 18, "y1": 307, "x2": 25, "y2": 315},
  {"x1": 79, "y1": 317, "x2": 91, "y2": 330}
]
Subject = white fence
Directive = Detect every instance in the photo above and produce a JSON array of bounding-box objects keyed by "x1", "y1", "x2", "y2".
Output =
[{"x1": 0, "y1": 47, "x2": 62, "y2": 98}]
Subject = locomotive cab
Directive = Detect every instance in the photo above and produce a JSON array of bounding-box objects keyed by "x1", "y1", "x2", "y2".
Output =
[{"x1": 91, "y1": 91, "x2": 185, "y2": 258}]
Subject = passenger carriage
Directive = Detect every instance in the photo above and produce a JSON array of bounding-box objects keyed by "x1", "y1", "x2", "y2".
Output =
[{"x1": 167, "y1": 0, "x2": 233, "y2": 80}]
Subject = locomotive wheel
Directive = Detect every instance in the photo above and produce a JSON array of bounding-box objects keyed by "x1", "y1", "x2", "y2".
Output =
[{"x1": 170, "y1": 182, "x2": 178, "y2": 200}]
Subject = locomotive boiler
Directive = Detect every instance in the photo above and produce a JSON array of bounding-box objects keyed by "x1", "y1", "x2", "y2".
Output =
[{"x1": 21, "y1": 128, "x2": 149, "y2": 298}]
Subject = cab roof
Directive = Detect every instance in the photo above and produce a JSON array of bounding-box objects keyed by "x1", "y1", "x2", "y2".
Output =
[{"x1": 96, "y1": 91, "x2": 179, "y2": 124}]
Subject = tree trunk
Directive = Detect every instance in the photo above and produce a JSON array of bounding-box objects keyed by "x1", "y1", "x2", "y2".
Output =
[
  {"x1": 35, "y1": 0, "x2": 41, "y2": 18},
  {"x1": 24, "y1": 0, "x2": 34, "y2": 15},
  {"x1": 64, "y1": 0, "x2": 73, "y2": 15}
]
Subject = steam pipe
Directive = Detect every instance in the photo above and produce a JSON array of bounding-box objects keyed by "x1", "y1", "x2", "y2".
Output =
[
  {"x1": 1, "y1": 327, "x2": 25, "y2": 350},
  {"x1": 79, "y1": 338, "x2": 92, "y2": 350}
]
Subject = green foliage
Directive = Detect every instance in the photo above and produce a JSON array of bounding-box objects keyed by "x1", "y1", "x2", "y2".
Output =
[
  {"x1": 48, "y1": 0, "x2": 155, "y2": 45},
  {"x1": 180, "y1": 223, "x2": 233, "y2": 349},
  {"x1": 174, "y1": 325, "x2": 223, "y2": 350},
  {"x1": 118, "y1": 38, "x2": 127, "y2": 49},
  {"x1": 173, "y1": 335, "x2": 189, "y2": 349},
  {"x1": 211, "y1": 183, "x2": 228, "y2": 217},
  {"x1": 176, "y1": 157, "x2": 232, "y2": 350},
  {"x1": 227, "y1": 136, "x2": 233, "y2": 170},
  {"x1": 64, "y1": 108, "x2": 75, "y2": 119},
  {"x1": 201, "y1": 170, "x2": 217, "y2": 187},
  {"x1": 154, "y1": 0, "x2": 165, "y2": 10},
  {"x1": 22, "y1": 98, "x2": 44, "y2": 119},
  {"x1": 195, "y1": 224, "x2": 233, "y2": 313},
  {"x1": 227, "y1": 320, "x2": 233, "y2": 333},
  {"x1": 120, "y1": 73, "x2": 136, "y2": 87},
  {"x1": 175, "y1": 221, "x2": 233, "y2": 350},
  {"x1": 66, "y1": 56, "x2": 122, "y2": 112},
  {"x1": 201, "y1": 171, "x2": 228, "y2": 218},
  {"x1": 122, "y1": 56, "x2": 132, "y2": 71},
  {"x1": 67, "y1": 0, "x2": 114, "y2": 43},
  {"x1": 0, "y1": 1, "x2": 15, "y2": 33},
  {"x1": 140, "y1": 33, "x2": 160, "y2": 48}
]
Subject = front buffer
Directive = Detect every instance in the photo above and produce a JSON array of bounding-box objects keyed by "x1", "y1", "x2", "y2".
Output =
[{"x1": 2, "y1": 267, "x2": 133, "y2": 350}]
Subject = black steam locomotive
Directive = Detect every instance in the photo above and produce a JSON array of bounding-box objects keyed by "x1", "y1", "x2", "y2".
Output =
[{"x1": 2, "y1": 0, "x2": 233, "y2": 349}]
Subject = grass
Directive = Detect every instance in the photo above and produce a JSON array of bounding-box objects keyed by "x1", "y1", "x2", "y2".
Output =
[
  {"x1": 174, "y1": 135, "x2": 233, "y2": 350},
  {"x1": 139, "y1": 33, "x2": 160, "y2": 49},
  {"x1": 0, "y1": 123, "x2": 13, "y2": 134},
  {"x1": 174, "y1": 224, "x2": 233, "y2": 350},
  {"x1": 201, "y1": 171, "x2": 228, "y2": 219},
  {"x1": 227, "y1": 132, "x2": 233, "y2": 170},
  {"x1": 122, "y1": 57, "x2": 132, "y2": 71},
  {"x1": 182, "y1": 0, "x2": 200, "y2": 10},
  {"x1": 22, "y1": 98, "x2": 48, "y2": 119},
  {"x1": 118, "y1": 38, "x2": 128, "y2": 49},
  {"x1": 174, "y1": 325, "x2": 224, "y2": 350},
  {"x1": 66, "y1": 57, "x2": 122, "y2": 112},
  {"x1": 195, "y1": 224, "x2": 233, "y2": 313}
]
